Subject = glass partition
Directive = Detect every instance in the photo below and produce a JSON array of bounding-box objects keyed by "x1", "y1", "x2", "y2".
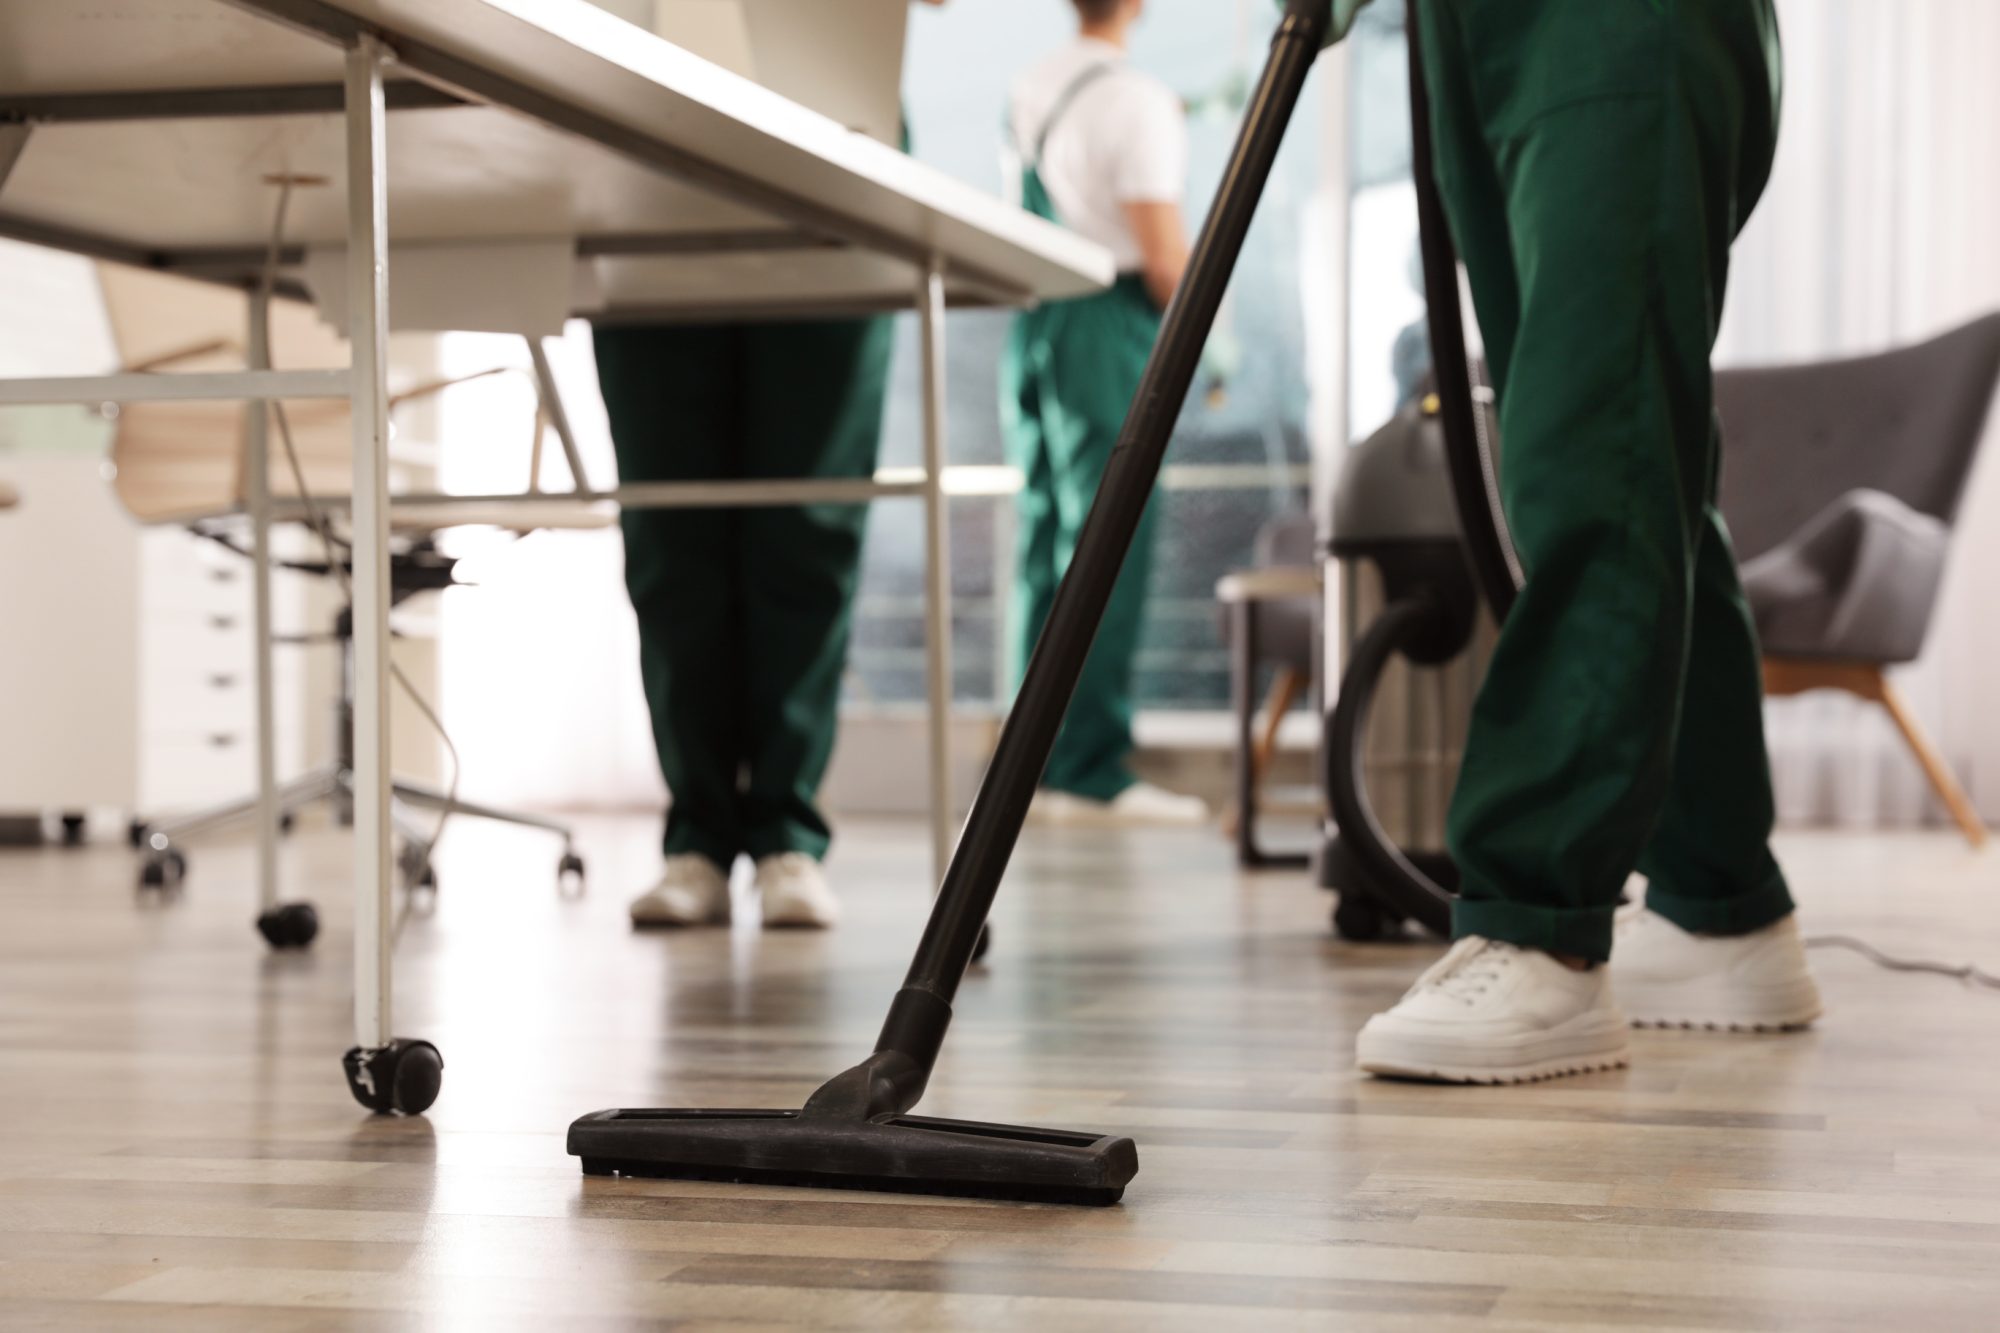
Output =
[{"x1": 858, "y1": 0, "x2": 1331, "y2": 711}]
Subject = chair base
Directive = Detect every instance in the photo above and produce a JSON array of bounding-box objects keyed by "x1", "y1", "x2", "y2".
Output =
[{"x1": 135, "y1": 764, "x2": 581, "y2": 892}]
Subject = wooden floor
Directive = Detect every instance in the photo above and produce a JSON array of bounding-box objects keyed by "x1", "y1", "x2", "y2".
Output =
[{"x1": 0, "y1": 814, "x2": 1996, "y2": 1331}]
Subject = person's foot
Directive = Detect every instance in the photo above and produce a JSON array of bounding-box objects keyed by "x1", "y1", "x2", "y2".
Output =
[
  {"x1": 756, "y1": 852, "x2": 841, "y2": 929},
  {"x1": 629, "y1": 853, "x2": 732, "y2": 928},
  {"x1": 1611, "y1": 908, "x2": 1822, "y2": 1031},
  {"x1": 1029, "y1": 782, "x2": 1211, "y2": 828},
  {"x1": 1356, "y1": 937, "x2": 1632, "y2": 1084}
]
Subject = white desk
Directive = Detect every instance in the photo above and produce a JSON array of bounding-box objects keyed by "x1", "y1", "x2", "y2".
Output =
[{"x1": 0, "y1": 0, "x2": 1110, "y2": 1112}]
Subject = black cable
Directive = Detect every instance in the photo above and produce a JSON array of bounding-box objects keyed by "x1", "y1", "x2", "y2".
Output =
[{"x1": 1805, "y1": 934, "x2": 2000, "y2": 992}]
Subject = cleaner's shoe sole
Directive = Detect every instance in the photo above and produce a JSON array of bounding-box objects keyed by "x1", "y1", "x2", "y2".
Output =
[
  {"x1": 1618, "y1": 976, "x2": 1823, "y2": 1032},
  {"x1": 1357, "y1": 1012, "x2": 1632, "y2": 1085}
]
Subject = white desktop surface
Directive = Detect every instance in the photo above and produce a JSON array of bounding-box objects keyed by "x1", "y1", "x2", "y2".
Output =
[
  {"x1": 652, "y1": 0, "x2": 908, "y2": 148},
  {"x1": 0, "y1": 0, "x2": 1113, "y2": 317}
]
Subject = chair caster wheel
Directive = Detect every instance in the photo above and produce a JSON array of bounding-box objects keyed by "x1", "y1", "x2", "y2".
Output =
[
  {"x1": 60, "y1": 813, "x2": 87, "y2": 846},
  {"x1": 279, "y1": 811, "x2": 297, "y2": 836},
  {"x1": 257, "y1": 901, "x2": 319, "y2": 950},
  {"x1": 557, "y1": 850, "x2": 586, "y2": 891},
  {"x1": 343, "y1": 1038, "x2": 443, "y2": 1116},
  {"x1": 1333, "y1": 894, "x2": 1392, "y2": 942},
  {"x1": 971, "y1": 923, "x2": 992, "y2": 963},
  {"x1": 398, "y1": 844, "x2": 436, "y2": 895},
  {"x1": 139, "y1": 849, "x2": 187, "y2": 890},
  {"x1": 128, "y1": 819, "x2": 150, "y2": 849}
]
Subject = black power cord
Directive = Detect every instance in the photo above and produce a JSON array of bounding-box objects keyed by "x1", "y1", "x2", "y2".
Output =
[{"x1": 1804, "y1": 934, "x2": 2000, "y2": 992}]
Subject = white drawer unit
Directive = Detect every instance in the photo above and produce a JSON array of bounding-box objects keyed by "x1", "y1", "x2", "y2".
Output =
[
  {"x1": 138, "y1": 526, "x2": 308, "y2": 814},
  {"x1": 0, "y1": 459, "x2": 306, "y2": 824}
]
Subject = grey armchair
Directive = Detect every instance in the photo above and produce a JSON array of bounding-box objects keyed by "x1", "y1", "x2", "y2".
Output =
[{"x1": 1717, "y1": 311, "x2": 2000, "y2": 846}]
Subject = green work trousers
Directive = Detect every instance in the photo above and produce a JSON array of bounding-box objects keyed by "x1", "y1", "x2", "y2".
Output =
[
  {"x1": 1418, "y1": 0, "x2": 1796, "y2": 961},
  {"x1": 594, "y1": 318, "x2": 893, "y2": 868},
  {"x1": 1002, "y1": 275, "x2": 1164, "y2": 801}
]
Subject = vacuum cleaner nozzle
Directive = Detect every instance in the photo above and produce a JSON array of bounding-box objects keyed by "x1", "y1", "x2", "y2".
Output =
[
  {"x1": 570, "y1": 1047, "x2": 1135, "y2": 1206},
  {"x1": 568, "y1": 1107, "x2": 1137, "y2": 1206}
]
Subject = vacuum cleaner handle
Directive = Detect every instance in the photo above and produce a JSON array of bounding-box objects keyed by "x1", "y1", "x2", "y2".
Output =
[{"x1": 873, "y1": 0, "x2": 1336, "y2": 1083}]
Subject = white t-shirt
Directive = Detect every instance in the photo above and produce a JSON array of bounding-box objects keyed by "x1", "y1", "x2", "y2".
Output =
[{"x1": 1006, "y1": 37, "x2": 1188, "y2": 273}]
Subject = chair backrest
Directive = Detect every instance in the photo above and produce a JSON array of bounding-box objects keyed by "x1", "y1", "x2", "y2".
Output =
[
  {"x1": 1255, "y1": 510, "x2": 1316, "y2": 570},
  {"x1": 1716, "y1": 311, "x2": 2000, "y2": 562},
  {"x1": 97, "y1": 263, "x2": 353, "y2": 524}
]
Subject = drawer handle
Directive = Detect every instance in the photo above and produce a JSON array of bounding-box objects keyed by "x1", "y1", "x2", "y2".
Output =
[
  {"x1": 209, "y1": 615, "x2": 239, "y2": 631},
  {"x1": 207, "y1": 733, "x2": 238, "y2": 749},
  {"x1": 208, "y1": 673, "x2": 239, "y2": 690},
  {"x1": 209, "y1": 568, "x2": 238, "y2": 584}
]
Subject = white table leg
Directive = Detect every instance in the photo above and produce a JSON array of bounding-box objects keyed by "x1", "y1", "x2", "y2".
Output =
[
  {"x1": 990, "y1": 497, "x2": 1017, "y2": 717},
  {"x1": 246, "y1": 288, "x2": 280, "y2": 919},
  {"x1": 918, "y1": 259, "x2": 954, "y2": 883},
  {"x1": 346, "y1": 35, "x2": 394, "y2": 1058}
]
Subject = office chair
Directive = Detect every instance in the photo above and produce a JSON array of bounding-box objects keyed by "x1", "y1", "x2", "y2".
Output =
[{"x1": 98, "y1": 261, "x2": 605, "y2": 893}]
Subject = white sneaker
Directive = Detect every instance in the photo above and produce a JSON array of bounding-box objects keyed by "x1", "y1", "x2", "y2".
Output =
[
  {"x1": 1028, "y1": 782, "x2": 1211, "y2": 828},
  {"x1": 1612, "y1": 908, "x2": 1822, "y2": 1031},
  {"x1": 1356, "y1": 937, "x2": 1632, "y2": 1084},
  {"x1": 629, "y1": 853, "x2": 732, "y2": 928},
  {"x1": 756, "y1": 852, "x2": 841, "y2": 929}
]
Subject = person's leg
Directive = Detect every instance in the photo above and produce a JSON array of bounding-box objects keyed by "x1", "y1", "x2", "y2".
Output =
[
  {"x1": 1436, "y1": 0, "x2": 1782, "y2": 965},
  {"x1": 1002, "y1": 309, "x2": 1062, "y2": 696},
  {"x1": 734, "y1": 316, "x2": 894, "y2": 864},
  {"x1": 1636, "y1": 0, "x2": 1792, "y2": 941},
  {"x1": 1634, "y1": 494, "x2": 1793, "y2": 935},
  {"x1": 594, "y1": 323, "x2": 745, "y2": 872},
  {"x1": 1357, "y1": 0, "x2": 1785, "y2": 1080},
  {"x1": 1610, "y1": 460, "x2": 1818, "y2": 1032},
  {"x1": 1035, "y1": 280, "x2": 1163, "y2": 802}
]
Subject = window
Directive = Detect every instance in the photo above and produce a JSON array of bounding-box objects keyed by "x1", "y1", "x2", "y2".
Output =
[{"x1": 855, "y1": 0, "x2": 1331, "y2": 712}]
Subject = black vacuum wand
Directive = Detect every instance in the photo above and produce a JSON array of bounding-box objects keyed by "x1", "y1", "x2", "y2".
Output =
[{"x1": 567, "y1": 0, "x2": 1335, "y2": 1207}]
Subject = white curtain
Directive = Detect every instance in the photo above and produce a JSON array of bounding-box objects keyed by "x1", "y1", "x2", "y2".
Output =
[{"x1": 1716, "y1": 0, "x2": 2000, "y2": 826}]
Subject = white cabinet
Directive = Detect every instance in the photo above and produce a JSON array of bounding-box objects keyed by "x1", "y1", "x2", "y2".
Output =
[
  {"x1": 0, "y1": 454, "x2": 305, "y2": 820},
  {"x1": 136, "y1": 525, "x2": 307, "y2": 814}
]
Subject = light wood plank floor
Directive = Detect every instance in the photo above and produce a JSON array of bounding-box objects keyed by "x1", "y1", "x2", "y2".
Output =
[{"x1": 0, "y1": 814, "x2": 1995, "y2": 1330}]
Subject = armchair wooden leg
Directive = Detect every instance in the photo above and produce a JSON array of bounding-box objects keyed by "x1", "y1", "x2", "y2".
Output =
[
  {"x1": 1225, "y1": 666, "x2": 1301, "y2": 841},
  {"x1": 1875, "y1": 677, "x2": 1988, "y2": 849},
  {"x1": 1226, "y1": 616, "x2": 1308, "y2": 869},
  {"x1": 1251, "y1": 668, "x2": 1304, "y2": 788},
  {"x1": 1763, "y1": 657, "x2": 1988, "y2": 848}
]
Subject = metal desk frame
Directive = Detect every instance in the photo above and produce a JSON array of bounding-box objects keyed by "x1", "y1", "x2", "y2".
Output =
[{"x1": 0, "y1": 0, "x2": 1045, "y2": 1094}]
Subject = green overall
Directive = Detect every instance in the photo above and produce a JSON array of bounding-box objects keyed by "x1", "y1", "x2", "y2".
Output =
[
  {"x1": 1001, "y1": 64, "x2": 1167, "y2": 801},
  {"x1": 1410, "y1": 0, "x2": 1796, "y2": 961},
  {"x1": 594, "y1": 317, "x2": 893, "y2": 868}
]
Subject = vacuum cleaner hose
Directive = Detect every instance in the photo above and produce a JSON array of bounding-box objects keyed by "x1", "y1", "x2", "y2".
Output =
[
  {"x1": 1406, "y1": 5, "x2": 1520, "y2": 618},
  {"x1": 1325, "y1": 596, "x2": 1457, "y2": 936},
  {"x1": 1323, "y1": 3, "x2": 1521, "y2": 937}
]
